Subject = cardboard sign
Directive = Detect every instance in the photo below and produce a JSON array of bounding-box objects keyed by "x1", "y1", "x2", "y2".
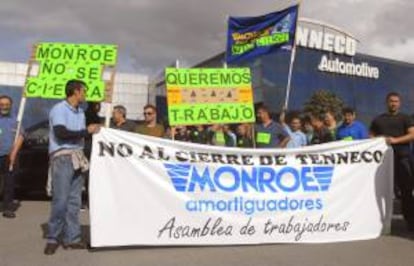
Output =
[
  {"x1": 25, "y1": 42, "x2": 117, "y2": 101},
  {"x1": 165, "y1": 68, "x2": 255, "y2": 126}
]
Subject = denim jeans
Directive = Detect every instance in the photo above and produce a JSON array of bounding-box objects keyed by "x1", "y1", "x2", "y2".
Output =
[
  {"x1": 47, "y1": 154, "x2": 84, "y2": 244},
  {"x1": 394, "y1": 153, "x2": 414, "y2": 225},
  {"x1": 0, "y1": 155, "x2": 14, "y2": 212}
]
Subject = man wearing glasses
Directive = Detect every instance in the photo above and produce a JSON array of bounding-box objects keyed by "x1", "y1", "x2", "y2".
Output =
[{"x1": 136, "y1": 104, "x2": 165, "y2": 137}]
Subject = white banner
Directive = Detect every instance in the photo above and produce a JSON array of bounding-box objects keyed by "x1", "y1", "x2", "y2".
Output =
[{"x1": 90, "y1": 128, "x2": 393, "y2": 247}]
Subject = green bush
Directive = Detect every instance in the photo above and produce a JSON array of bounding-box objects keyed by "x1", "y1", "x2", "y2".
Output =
[{"x1": 303, "y1": 90, "x2": 344, "y2": 120}]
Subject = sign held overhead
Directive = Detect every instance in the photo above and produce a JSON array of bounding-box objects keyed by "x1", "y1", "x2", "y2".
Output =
[
  {"x1": 25, "y1": 42, "x2": 118, "y2": 101},
  {"x1": 165, "y1": 68, "x2": 255, "y2": 126}
]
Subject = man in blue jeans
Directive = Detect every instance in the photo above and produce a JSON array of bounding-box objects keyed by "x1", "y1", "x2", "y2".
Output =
[
  {"x1": 44, "y1": 80, "x2": 100, "y2": 255},
  {"x1": 0, "y1": 95, "x2": 24, "y2": 218}
]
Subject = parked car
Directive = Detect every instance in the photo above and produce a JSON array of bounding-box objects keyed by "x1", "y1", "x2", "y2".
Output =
[
  {"x1": 3, "y1": 117, "x2": 137, "y2": 198},
  {"x1": 13, "y1": 120, "x2": 49, "y2": 198}
]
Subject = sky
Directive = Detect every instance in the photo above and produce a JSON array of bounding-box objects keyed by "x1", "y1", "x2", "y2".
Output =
[{"x1": 0, "y1": 0, "x2": 413, "y2": 75}]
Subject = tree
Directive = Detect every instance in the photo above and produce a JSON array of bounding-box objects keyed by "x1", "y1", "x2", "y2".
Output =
[{"x1": 303, "y1": 90, "x2": 344, "y2": 119}]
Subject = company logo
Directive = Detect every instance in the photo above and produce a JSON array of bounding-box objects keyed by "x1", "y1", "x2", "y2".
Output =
[{"x1": 164, "y1": 164, "x2": 334, "y2": 193}]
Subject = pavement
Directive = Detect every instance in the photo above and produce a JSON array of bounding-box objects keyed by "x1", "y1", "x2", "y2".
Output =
[{"x1": 0, "y1": 201, "x2": 414, "y2": 266}]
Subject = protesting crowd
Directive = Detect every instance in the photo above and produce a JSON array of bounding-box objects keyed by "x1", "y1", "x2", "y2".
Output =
[
  {"x1": 1, "y1": 80, "x2": 414, "y2": 255},
  {"x1": 1, "y1": 0, "x2": 413, "y2": 262},
  {"x1": 122, "y1": 101, "x2": 368, "y2": 149}
]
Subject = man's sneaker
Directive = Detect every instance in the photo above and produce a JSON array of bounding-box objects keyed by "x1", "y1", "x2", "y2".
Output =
[
  {"x1": 80, "y1": 203, "x2": 87, "y2": 212},
  {"x1": 62, "y1": 241, "x2": 87, "y2": 250},
  {"x1": 44, "y1": 243, "x2": 59, "y2": 255},
  {"x1": 2, "y1": 210, "x2": 16, "y2": 218}
]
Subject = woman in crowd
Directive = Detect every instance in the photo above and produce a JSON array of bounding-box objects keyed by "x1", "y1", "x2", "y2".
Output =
[{"x1": 236, "y1": 123, "x2": 253, "y2": 148}]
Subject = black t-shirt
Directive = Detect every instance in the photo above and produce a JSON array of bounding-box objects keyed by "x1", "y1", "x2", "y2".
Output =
[
  {"x1": 237, "y1": 136, "x2": 253, "y2": 148},
  {"x1": 310, "y1": 126, "x2": 334, "y2": 145},
  {"x1": 370, "y1": 113, "x2": 414, "y2": 137},
  {"x1": 370, "y1": 112, "x2": 414, "y2": 153},
  {"x1": 189, "y1": 129, "x2": 209, "y2": 144}
]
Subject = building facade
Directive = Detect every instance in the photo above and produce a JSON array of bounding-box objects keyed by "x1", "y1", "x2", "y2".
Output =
[
  {"x1": 0, "y1": 61, "x2": 149, "y2": 128},
  {"x1": 157, "y1": 19, "x2": 414, "y2": 125}
]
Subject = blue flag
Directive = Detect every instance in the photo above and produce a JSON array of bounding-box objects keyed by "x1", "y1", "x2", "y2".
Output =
[{"x1": 226, "y1": 5, "x2": 299, "y2": 63}]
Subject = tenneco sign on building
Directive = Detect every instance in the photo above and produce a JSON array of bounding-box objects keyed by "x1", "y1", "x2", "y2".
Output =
[
  {"x1": 295, "y1": 19, "x2": 380, "y2": 79},
  {"x1": 166, "y1": 17, "x2": 414, "y2": 126}
]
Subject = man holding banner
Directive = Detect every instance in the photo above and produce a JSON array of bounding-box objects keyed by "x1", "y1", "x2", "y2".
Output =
[
  {"x1": 370, "y1": 92, "x2": 414, "y2": 232},
  {"x1": 44, "y1": 80, "x2": 100, "y2": 255}
]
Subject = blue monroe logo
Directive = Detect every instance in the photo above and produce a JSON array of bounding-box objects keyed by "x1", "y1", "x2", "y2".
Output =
[{"x1": 164, "y1": 164, "x2": 334, "y2": 193}]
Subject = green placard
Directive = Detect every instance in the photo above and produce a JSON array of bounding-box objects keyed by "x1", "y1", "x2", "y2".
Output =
[
  {"x1": 166, "y1": 67, "x2": 255, "y2": 126},
  {"x1": 165, "y1": 67, "x2": 252, "y2": 88},
  {"x1": 256, "y1": 132, "x2": 271, "y2": 144},
  {"x1": 25, "y1": 42, "x2": 117, "y2": 101},
  {"x1": 168, "y1": 103, "x2": 255, "y2": 126},
  {"x1": 35, "y1": 43, "x2": 117, "y2": 64},
  {"x1": 215, "y1": 132, "x2": 225, "y2": 144}
]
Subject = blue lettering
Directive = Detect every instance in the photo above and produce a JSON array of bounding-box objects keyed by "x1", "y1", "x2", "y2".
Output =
[
  {"x1": 258, "y1": 167, "x2": 277, "y2": 192},
  {"x1": 301, "y1": 167, "x2": 319, "y2": 191},
  {"x1": 166, "y1": 164, "x2": 334, "y2": 193},
  {"x1": 275, "y1": 167, "x2": 300, "y2": 192},
  {"x1": 241, "y1": 168, "x2": 259, "y2": 192},
  {"x1": 188, "y1": 167, "x2": 216, "y2": 192},
  {"x1": 214, "y1": 166, "x2": 240, "y2": 192},
  {"x1": 186, "y1": 200, "x2": 197, "y2": 211}
]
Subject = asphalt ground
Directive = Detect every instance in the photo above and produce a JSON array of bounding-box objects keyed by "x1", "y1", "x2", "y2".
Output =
[{"x1": 0, "y1": 201, "x2": 413, "y2": 266}]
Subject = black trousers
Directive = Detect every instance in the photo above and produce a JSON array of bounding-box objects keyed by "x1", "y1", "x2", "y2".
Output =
[
  {"x1": 0, "y1": 155, "x2": 14, "y2": 212},
  {"x1": 394, "y1": 152, "x2": 414, "y2": 225}
]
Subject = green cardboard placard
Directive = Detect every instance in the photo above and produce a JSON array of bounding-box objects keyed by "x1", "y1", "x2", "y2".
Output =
[
  {"x1": 165, "y1": 67, "x2": 252, "y2": 88},
  {"x1": 35, "y1": 43, "x2": 117, "y2": 65},
  {"x1": 167, "y1": 103, "x2": 255, "y2": 126},
  {"x1": 165, "y1": 67, "x2": 255, "y2": 126},
  {"x1": 25, "y1": 42, "x2": 117, "y2": 101}
]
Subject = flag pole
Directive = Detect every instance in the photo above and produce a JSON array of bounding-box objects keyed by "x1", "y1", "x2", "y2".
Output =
[
  {"x1": 283, "y1": 45, "x2": 296, "y2": 110},
  {"x1": 224, "y1": 15, "x2": 230, "y2": 65},
  {"x1": 104, "y1": 66, "x2": 117, "y2": 128},
  {"x1": 105, "y1": 45, "x2": 118, "y2": 128},
  {"x1": 12, "y1": 45, "x2": 37, "y2": 171},
  {"x1": 171, "y1": 59, "x2": 180, "y2": 141},
  {"x1": 15, "y1": 44, "x2": 37, "y2": 144},
  {"x1": 283, "y1": 1, "x2": 302, "y2": 110}
]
